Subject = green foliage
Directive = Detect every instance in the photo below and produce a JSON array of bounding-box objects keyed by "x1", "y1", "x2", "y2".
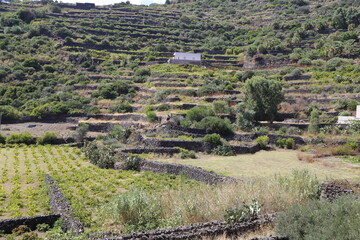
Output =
[
  {"x1": 0, "y1": 133, "x2": 5, "y2": 144},
  {"x1": 157, "y1": 104, "x2": 170, "y2": 111},
  {"x1": 211, "y1": 144, "x2": 235, "y2": 156},
  {"x1": 83, "y1": 141, "x2": 116, "y2": 169},
  {"x1": 224, "y1": 199, "x2": 262, "y2": 224},
  {"x1": 308, "y1": 109, "x2": 320, "y2": 134},
  {"x1": 212, "y1": 100, "x2": 230, "y2": 114},
  {"x1": 202, "y1": 133, "x2": 222, "y2": 146},
  {"x1": 12, "y1": 225, "x2": 31, "y2": 236},
  {"x1": 30, "y1": 102, "x2": 70, "y2": 119},
  {"x1": 93, "y1": 81, "x2": 137, "y2": 99},
  {"x1": 109, "y1": 103, "x2": 133, "y2": 113},
  {"x1": 256, "y1": 135, "x2": 269, "y2": 149},
  {"x1": 37, "y1": 132, "x2": 57, "y2": 145},
  {"x1": 185, "y1": 106, "x2": 214, "y2": 123},
  {"x1": 124, "y1": 155, "x2": 141, "y2": 171},
  {"x1": 103, "y1": 188, "x2": 163, "y2": 233},
  {"x1": 196, "y1": 116, "x2": 233, "y2": 135},
  {"x1": 276, "y1": 195, "x2": 360, "y2": 240},
  {"x1": 0, "y1": 105, "x2": 22, "y2": 122},
  {"x1": 6, "y1": 132, "x2": 34, "y2": 145},
  {"x1": 179, "y1": 149, "x2": 197, "y2": 159},
  {"x1": 73, "y1": 123, "x2": 89, "y2": 143},
  {"x1": 107, "y1": 126, "x2": 131, "y2": 143},
  {"x1": 36, "y1": 223, "x2": 50, "y2": 232},
  {"x1": 146, "y1": 111, "x2": 157, "y2": 122},
  {"x1": 235, "y1": 102, "x2": 255, "y2": 131},
  {"x1": 134, "y1": 67, "x2": 151, "y2": 76},
  {"x1": 276, "y1": 138, "x2": 296, "y2": 149},
  {"x1": 244, "y1": 77, "x2": 284, "y2": 122}
]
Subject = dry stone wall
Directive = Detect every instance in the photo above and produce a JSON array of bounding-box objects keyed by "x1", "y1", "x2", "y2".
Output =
[
  {"x1": 90, "y1": 215, "x2": 275, "y2": 240},
  {"x1": 45, "y1": 174, "x2": 84, "y2": 234},
  {"x1": 140, "y1": 159, "x2": 237, "y2": 185},
  {"x1": 0, "y1": 215, "x2": 60, "y2": 234}
]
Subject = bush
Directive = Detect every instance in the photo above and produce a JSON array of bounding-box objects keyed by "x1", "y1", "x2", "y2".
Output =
[
  {"x1": 37, "y1": 132, "x2": 57, "y2": 145},
  {"x1": 12, "y1": 225, "x2": 31, "y2": 236},
  {"x1": 73, "y1": 123, "x2": 89, "y2": 143},
  {"x1": 276, "y1": 138, "x2": 287, "y2": 148},
  {"x1": 211, "y1": 144, "x2": 235, "y2": 156},
  {"x1": 275, "y1": 196, "x2": 360, "y2": 240},
  {"x1": 180, "y1": 149, "x2": 197, "y2": 159},
  {"x1": 124, "y1": 155, "x2": 141, "y2": 171},
  {"x1": 0, "y1": 133, "x2": 5, "y2": 144},
  {"x1": 157, "y1": 104, "x2": 170, "y2": 111},
  {"x1": 224, "y1": 199, "x2": 262, "y2": 224},
  {"x1": 36, "y1": 223, "x2": 50, "y2": 232},
  {"x1": 6, "y1": 132, "x2": 34, "y2": 145},
  {"x1": 146, "y1": 111, "x2": 157, "y2": 122},
  {"x1": 286, "y1": 138, "x2": 296, "y2": 149},
  {"x1": 134, "y1": 67, "x2": 151, "y2": 76},
  {"x1": 198, "y1": 116, "x2": 233, "y2": 135},
  {"x1": 110, "y1": 104, "x2": 133, "y2": 113},
  {"x1": 202, "y1": 133, "x2": 222, "y2": 146},
  {"x1": 83, "y1": 142, "x2": 116, "y2": 169},
  {"x1": 212, "y1": 100, "x2": 231, "y2": 114},
  {"x1": 256, "y1": 135, "x2": 269, "y2": 149},
  {"x1": 185, "y1": 106, "x2": 214, "y2": 122},
  {"x1": 0, "y1": 105, "x2": 22, "y2": 122}
]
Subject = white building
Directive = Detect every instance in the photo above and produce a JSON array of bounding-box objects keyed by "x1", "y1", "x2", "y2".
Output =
[
  {"x1": 337, "y1": 105, "x2": 360, "y2": 124},
  {"x1": 168, "y1": 52, "x2": 202, "y2": 64}
]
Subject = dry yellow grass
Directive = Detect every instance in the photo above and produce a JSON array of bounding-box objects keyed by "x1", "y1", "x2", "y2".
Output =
[{"x1": 158, "y1": 150, "x2": 360, "y2": 181}]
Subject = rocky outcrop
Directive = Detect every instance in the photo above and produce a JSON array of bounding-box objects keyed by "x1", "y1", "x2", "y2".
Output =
[{"x1": 320, "y1": 181, "x2": 355, "y2": 202}]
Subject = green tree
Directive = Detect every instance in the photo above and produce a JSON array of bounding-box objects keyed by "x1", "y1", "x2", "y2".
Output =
[
  {"x1": 308, "y1": 109, "x2": 320, "y2": 134},
  {"x1": 244, "y1": 77, "x2": 284, "y2": 123}
]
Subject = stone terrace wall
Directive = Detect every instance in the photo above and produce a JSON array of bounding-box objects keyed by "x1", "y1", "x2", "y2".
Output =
[
  {"x1": 320, "y1": 181, "x2": 355, "y2": 202},
  {"x1": 0, "y1": 215, "x2": 60, "y2": 234},
  {"x1": 143, "y1": 138, "x2": 212, "y2": 152},
  {"x1": 91, "y1": 215, "x2": 275, "y2": 240},
  {"x1": 140, "y1": 159, "x2": 237, "y2": 185},
  {"x1": 45, "y1": 175, "x2": 84, "y2": 234}
]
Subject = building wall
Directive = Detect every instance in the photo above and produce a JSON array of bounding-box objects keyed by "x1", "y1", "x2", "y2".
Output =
[{"x1": 173, "y1": 52, "x2": 201, "y2": 61}]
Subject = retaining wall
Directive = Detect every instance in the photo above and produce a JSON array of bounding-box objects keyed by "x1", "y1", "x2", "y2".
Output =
[
  {"x1": 91, "y1": 215, "x2": 275, "y2": 240},
  {"x1": 45, "y1": 175, "x2": 84, "y2": 234},
  {"x1": 121, "y1": 147, "x2": 180, "y2": 155},
  {"x1": 140, "y1": 159, "x2": 237, "y2": 185},
  {"x1": 0, "y1": 215, "x2": 60, "y2": 234},
  {"x1": 143, "y1": 138, "x2": 212, "y2": 152}
]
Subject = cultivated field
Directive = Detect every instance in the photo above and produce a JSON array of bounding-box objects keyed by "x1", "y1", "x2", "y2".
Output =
[
  {"x1": 0, "y1": 145, "x2": 197, "y2": 229},
  {"x1": 157, "y1": 150, "x2": 360, "y2": 181}
]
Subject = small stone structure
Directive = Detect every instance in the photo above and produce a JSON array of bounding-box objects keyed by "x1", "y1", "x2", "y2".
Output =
[
  {"x1": 168, "y1": 52, "x2": 202, "y2": 65},
  {"x1": 320, "y1": 181, "x2": 355, "y2": 202},
  {"x1": 337, "y1": 105, "x2": 360, "y2": 124}
]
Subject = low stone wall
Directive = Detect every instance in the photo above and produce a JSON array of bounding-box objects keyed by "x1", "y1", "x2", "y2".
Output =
[
  {"x1": 140, "y1": 159, "x2": 237, "y2": 185},
  {"x1": 121, "y1": 147, "x2": 180, "y2": 155},
  {"x1": 91, "y1": 215, "x2": 274, "y2": 240},
  {"x1": 320, "y1": 181, "x2": 355, "y2": 202},
  {"x1": 144, "y1": 138, "x2": 212, "y2": 152},
  {"x1": 0, "y1": 215, "x2": 60, "y2": 234},
  {"x1": 86, "y1": 122, "x2": 144, "y2": 132},
  {"x1": 45, "y1": 175, "x2": 84, "y2": 234},
  {"x1": 232, "y1": 144, "x2": 260, "y2": 154}
]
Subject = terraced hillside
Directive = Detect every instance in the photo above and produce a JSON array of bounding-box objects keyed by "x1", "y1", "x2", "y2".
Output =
[{"x1": 0, "y1": 0, "x2": 360, "y2": 238}]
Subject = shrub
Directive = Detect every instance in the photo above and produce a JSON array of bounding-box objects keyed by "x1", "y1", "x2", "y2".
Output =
[
  {"x1": 275, "y1": 196, "x2": 360, "y2": 240},
  {"x1": 211, "y1": 144, "x2": 235, "y2": 156},
  {"x1": 185, "y1": 106, "x2": 214, "y2": 122},
  {"x1": 83, "y1": 142, "x2": 116, "y2": 169},
  {"x1": 12, "y1": 225, "x2": 31, "y2": 236},
  {"x1": 124, "y1": 155, "x2": 141, "y2": 171},
  {"x1": 134, "y1": 67, "x2": 150, "y2": 76},
  {"x1": 0, "y1": 133, "x2": 5, "y2": 144},
  {"x1": 157, "y1": 104, "x2": 170, "y2": 111},
  {"x1": 198, "y1": 116, "x2": 233, "y2": 135},
  {"x1": 212, "y1": 100, "x2": 231, "y2": 114},
  {"x1": 276, "y1": 138, "x2": 287, "y2": 148},
  {"x1": 146, "y1": 111, "x2": 157, "y2": 122},
  {"x1": 202, "y1": 133, "x2": 222, "y2": 146},
  {"x1": 285, "y1": 138, "x2": 296, "y2": 149},
  {"x1": 73, "y1": 123, "x2": 88, "y2": 143},
  {"x1": 6, "y1": 132, "x2": 34, "y2": 145},
  {"x1": 110, "y1": 104, "x2": 133, "y2": 113},
  {"x1": 330, "y1": 144, "x2": 356, "y2": 156},
  {"x1": 256, "y1": 135, "x2": 269, "y2": 149},
  {"x1": 36, "y1": 223, "x2": 50, "y2": 232},
  {"x1": 224, "y1": 199, "x2": 262, "y2": 224},
  {"x1": 0, "y1": 105, "x2": 22, "y2": 122},
  {"x1": 37, "y1": 132, "x2": 57, "y2": 145},
  {"x1": 180, "y1": 149, "x2": 197, "y2": 159}
]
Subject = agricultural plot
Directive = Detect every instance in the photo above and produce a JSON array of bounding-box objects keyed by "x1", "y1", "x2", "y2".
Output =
[
  {"x1": 0, "y1": 145, "x2": 197, "y2": 229},
  {"x1": 157, "y1": 150, "x2": 360, "y2": 181}
]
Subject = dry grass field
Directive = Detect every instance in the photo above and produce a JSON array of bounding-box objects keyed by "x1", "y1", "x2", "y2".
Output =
[{"x1": 157, "y1": 150, "x2": 360, "y2": 181}]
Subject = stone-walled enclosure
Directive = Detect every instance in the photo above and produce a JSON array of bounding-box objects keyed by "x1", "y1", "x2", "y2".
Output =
[{"x1": 0, "y1": 215, "x2": 60, "y2": 234}]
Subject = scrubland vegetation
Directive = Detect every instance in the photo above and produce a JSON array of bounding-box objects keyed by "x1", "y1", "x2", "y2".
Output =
[{"x1": 1, "y1": 0, "x2": 360, "y2": 239}]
